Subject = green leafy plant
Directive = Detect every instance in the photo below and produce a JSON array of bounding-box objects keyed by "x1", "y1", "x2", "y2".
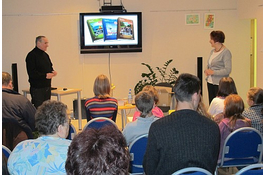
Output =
[{"x1": 134, "y1": 59, "x2": 179, "y2": 95}]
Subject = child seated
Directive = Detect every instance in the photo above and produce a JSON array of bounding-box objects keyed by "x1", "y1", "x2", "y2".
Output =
[
  {"x1": 219, "y1": 94, "x2": 251, "y2": 159},
  {"x1": 123, "y1": 91, "x2": 159, "y2": 145},
  {"x1": 132, "y1": 85, "x2": 163, "y2": 121},
  {"x1": 242, "y1": 87, "x2": 263, "y2": 134}
]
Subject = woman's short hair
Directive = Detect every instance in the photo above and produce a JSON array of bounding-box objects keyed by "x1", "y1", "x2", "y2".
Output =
[
  {"x1": 217, "y1": 77, "x2": 238, "y2": 97},
  {"x1": 135, "y1": 91, "x2": 154, "y2": 118},
  {"x1": 210, "y1": 31, "x2": 225, "y2": 43},
  {"x1": 247, "y1": 87, "x2": 263, "y2": 105},
  {"x1": 35, "y1": 100, "x2": 67, "y2": 135},
  {"x1": 93, "y1": 74, "x2": 111, "y2": 98},
  {"x1": 142, "y1": 85, "x2": 159, "y2": 104},
  {"x1": 65, "y1": 125, "x2": 130, "y2": 175}
]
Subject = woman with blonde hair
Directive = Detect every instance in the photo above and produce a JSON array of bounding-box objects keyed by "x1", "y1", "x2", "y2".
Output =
[
  {"x1": 85, "y1": 74, "x2": 118, "y2": 122},
  {"x1": 243, "y1": 87, "x2": 263, "y2": 134}
]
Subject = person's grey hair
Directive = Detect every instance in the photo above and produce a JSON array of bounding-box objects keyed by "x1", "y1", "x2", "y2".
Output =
[
  {"x1": 2, "y1": 72, "x2": 12, "y2": 86},
  {"x1": 35, "y1": 100, "x2": 67, "y2": 136},
  {"x1": 35, "y1": 36, "x2": 46, "y2": 45}
]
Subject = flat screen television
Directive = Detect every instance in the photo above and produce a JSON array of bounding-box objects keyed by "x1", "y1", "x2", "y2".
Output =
[{"x1": 79, "y1": 12, "x2": 142, "y2": 54}]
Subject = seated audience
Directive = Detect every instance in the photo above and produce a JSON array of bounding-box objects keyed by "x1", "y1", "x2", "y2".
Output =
[
  {"x1": 123, "y1": 91, "x2": 159, "y2": 145},
  {"x1": 65, "y1": 125, "x2": 130, "y2": 175},
  {"x1": 132, "y1": 85, "x2": 163, "y2": 121},
  {"x1": 8, "y1": 100, "x2": 71, "y2": 175},
  {"x1": 218, "y1": 94, "x2": 251, "y2": 159},
  {"x1": 2, "y1": 72, "x2": 36, "y2": 150},
  {"x1": 85, "y1": 74, "x2": 118, "y2": 122},
  {"x1": 143, "y1": 73, "x2": 220, "y2": 175},
  {"x1": 207, "y1": 77, "x2": 238, "y2": 120},
  {"x1": 242, "y1": 87, "x2": 263, "y2": 134}
]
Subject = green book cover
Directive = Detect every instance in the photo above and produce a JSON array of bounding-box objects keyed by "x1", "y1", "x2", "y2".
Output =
[{"x1": 87, "y1": 18, "x2": 104, "y2": 42}]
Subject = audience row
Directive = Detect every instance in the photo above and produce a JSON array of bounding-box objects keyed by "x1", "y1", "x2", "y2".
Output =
[{"x1": 3, "y1": 71, "x2": 263, "y2": 175}]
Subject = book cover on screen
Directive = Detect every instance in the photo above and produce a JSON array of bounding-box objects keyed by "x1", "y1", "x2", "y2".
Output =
[
  {"x1": 87, "y1": 18, "x2": 104, "y2": 42},
  {"x1": 117, "y1": 18, "x2": 134, "y2": 40},
  {"x1": 102, "y1": 18, "x2": 118, "y2": 41}
]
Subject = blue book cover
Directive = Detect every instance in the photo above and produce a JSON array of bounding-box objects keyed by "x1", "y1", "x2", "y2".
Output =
[{"x1": 102, "y1": 18, "x2": 117, "y2": 41}]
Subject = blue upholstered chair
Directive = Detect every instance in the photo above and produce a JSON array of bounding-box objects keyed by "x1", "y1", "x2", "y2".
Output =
[
  {"x1": 235, "y1": 163, "x2": 263, "y2": 175},
  {"x1": 128, "y1": 134, "x2": 148, "y2": 174},
  {"x1": 66, "y1": 124, "x2": 77, "y2": 140},
  {"x1": 216, "y1": 127, "x2": 263, "y2": 175},
  {"x1": 172, "y1": 167, "x2": 212, "y2": 175},
  {"x1": 83, "y1": 117, "x2": 117, "y2": 130},
  {"x1": 2, "y1": 145, "x2": 11, "y2": 159}
]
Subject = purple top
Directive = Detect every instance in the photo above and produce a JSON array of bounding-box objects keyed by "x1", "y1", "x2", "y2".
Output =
[{"x1": 218, "y1": 117, "x2": 251, "y2": 159}]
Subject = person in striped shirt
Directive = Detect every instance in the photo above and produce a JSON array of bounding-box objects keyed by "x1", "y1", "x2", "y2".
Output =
[{"x1": 85, "y1": 74, "x2": 118, "y2": 122}]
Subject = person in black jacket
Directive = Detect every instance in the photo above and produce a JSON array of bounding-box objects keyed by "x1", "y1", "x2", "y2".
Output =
[
  {"x1": 26, "y1": 36, "x2": 57, "y2": 108},
  {"x1": 2, "y1": 72, "x2": 36, "y2": 150},
  {"x1": 143, "y1": 73, "x2": 220, "y2": 175}
]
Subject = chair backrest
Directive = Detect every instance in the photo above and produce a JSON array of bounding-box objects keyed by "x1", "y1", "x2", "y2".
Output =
[
  {"x1": 2, "y1": 145, "x2": 11, "y2": 159},
  {"x1": 67, "y1": 124, "x2": 77, "y2": 140},
  {"x1": 235, "y1": 163, "x2": 263, "y2": 175},
  {"x1": 220, "y1": 127, "x2": 263, "y2": 166},
  {"x1": 83, "y1": 117, "x2": 118, "y2": 130},
  {"x1": 172, "y1": 167, "x2": 212, "y2": 175},
  {"x1": 128, "y1": 134, "x2": 148, "y2": 173}
]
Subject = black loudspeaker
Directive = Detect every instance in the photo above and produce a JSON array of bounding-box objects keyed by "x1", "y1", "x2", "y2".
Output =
[
  {"x1": 11, "y1": 63, "x2": 19, "y2": 92},
  {"x1": 197, "y1": 57, "x2": 203, "y2": 96},
  {"x1": 73, "y1": 99, "x2": 87, "y2": 119}
]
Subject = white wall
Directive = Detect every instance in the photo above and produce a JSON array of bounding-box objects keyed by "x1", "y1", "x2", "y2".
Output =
[
  {"x1": 237, "y1": 0, "x2": 263, "y2": 88},
  {"x1": 2, "y1": 0, "x2": 262, "y2": 110}
]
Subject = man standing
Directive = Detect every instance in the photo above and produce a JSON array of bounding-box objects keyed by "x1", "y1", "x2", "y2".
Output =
[
  {"x1": 2, "y1": 72, "x2": 36, "y2": 150},
  {"x1": 143, "y1": 73, "x2": 220, "y2": 175},
  {"x1": 26, "y1": 36, "x2": 57, "y2": 108}
]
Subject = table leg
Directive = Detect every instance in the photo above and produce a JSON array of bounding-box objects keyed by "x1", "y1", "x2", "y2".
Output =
[
  {"x1": 57, "y1": 95, "x2": 61, "y2": 101},
  {"x1": 77, "y1": 91, "x2": 82, "y2": 130},
  {"x1": 121, "y1": 109, "x2": 126, "y2": 130}
]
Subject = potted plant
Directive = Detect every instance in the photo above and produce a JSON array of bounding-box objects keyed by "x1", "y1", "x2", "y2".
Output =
[{"x1": 134, "y1": 59, "x2": 179, "y2": 95}]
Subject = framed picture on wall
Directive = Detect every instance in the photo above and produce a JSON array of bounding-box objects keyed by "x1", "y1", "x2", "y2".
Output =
[
  {"x1": 185, "y1": 14, "x2": 200, "y2": 25},
  {"x1": 204, "y1": 13, "x2": 215, "y2": 29}
]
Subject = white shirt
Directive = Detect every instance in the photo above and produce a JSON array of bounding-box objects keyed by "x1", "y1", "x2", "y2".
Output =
[
  {"x1": 208, "y1": 51, "x2": 222, "y2": 84},
  {"x1": 208, "y1": 97, "x2": 225, "y2": 116}
]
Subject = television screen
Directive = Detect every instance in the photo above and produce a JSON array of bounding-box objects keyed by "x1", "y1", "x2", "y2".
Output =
[{"x1": 79, "y1": 12, "x2": 142, "y2": 54}]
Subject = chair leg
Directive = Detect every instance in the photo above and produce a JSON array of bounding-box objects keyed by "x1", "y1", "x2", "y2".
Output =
[{"x1": 214, "y1": 167, "x2": 218, "y2": 175}]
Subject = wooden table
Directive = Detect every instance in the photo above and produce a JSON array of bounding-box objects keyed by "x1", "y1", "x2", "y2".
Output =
[
  {"x1": 22, "y1": 88, "x2": 83, "y2": 130},
  {"x1": 118, "y1": 104, "x2": 135, "y2": 130}
]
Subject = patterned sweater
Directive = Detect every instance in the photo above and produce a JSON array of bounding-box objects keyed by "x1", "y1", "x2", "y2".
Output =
[
  {"x1": 242, "y1": 104, "x2": 263, "y2": 134},
  {"x1": 85, "y1": 96, "x2": 118, "y2": 122},
  {"x1": 8, "y1": 136, "x2": 71, "y2": 175}
]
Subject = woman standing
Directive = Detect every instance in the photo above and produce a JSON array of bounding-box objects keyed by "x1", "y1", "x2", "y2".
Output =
[{"x1": 205, "y1": 30, "x2": 232, "y2": 104}]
